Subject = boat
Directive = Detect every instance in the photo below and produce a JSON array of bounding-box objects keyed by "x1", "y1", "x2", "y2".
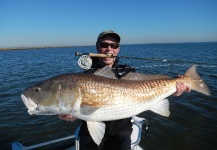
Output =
[{"x1": 12, "y1": 116, "x2": 147, "y2": 150}]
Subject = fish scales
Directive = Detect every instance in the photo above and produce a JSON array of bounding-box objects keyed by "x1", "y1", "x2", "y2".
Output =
[
  {"x1": 76, "y1": 75, "x2": 174, "y2": 103},
  {"x1": 21, "y1": 65, "x2": 210, "y2": 145},
  {"x1": 21, "y1": 65, "x2": 210, "y2": 121},
  {"x1": 73, "y1": 77, "x2": 177, "y2": 121}
]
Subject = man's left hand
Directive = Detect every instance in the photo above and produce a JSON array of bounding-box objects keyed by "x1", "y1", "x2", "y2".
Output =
[{"x1": 174, "y1": 81, "x2": 191, "y2": 96}]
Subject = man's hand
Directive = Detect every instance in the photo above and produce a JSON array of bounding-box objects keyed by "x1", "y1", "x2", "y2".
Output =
[
  {"x1": 58, "y1": 114, "x2": 77, "y2": 122},
  {"x1": 174, "y1": 81, "x2": 191, "y2": 96}
]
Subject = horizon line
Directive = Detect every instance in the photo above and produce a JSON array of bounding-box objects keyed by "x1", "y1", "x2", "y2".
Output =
[{"x1": 0, "y1": 41, "x2": 216, "y2": 51}]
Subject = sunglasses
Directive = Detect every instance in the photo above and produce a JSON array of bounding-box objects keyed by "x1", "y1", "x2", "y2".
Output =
[{"x1": 98, "y1": 42, "x2": 119, "y2": 49}]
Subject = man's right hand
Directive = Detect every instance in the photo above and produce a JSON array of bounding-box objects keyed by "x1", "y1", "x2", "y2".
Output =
[{"x1": 58, "y1": 114, "x2": 77, "y2": 121}]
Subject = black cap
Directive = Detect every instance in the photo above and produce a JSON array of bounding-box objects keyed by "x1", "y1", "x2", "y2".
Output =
[{"x1": 97, "y1": 30, "x2": 121, "y2": 43}]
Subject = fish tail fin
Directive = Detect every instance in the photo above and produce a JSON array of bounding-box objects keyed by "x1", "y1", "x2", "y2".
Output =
[{"x1": 185, "y1": 65, "x2": 211, "y2": 96}]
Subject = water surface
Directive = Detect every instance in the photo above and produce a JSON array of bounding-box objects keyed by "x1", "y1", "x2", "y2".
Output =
[{"x1": 0, "y1": 43, "x2": 217, "y2": 150}]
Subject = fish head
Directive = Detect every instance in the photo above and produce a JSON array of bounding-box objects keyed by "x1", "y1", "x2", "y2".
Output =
[{"x1": 21, "y1": 74, "x2": 80, "y2": 115}]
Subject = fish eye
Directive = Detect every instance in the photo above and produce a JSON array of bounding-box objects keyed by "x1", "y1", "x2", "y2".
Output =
[{"x1": 34, "y1": 87, "x2": 41, "y2": 92}]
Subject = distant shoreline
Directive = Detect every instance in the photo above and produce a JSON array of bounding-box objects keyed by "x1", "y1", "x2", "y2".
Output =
[
  {"x1": 1, "y1": 42, "x2": 216, "y2": 51},
  {"x1": 0, "y1": 45, "x2": 94, "y2": 51}
]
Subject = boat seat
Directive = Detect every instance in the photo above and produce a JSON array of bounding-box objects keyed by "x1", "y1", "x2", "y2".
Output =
[{"x1": 74, "y1": 116, "x2": 146, "y2": 150}]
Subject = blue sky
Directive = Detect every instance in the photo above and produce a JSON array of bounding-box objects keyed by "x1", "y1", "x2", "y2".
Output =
[{"x1": 0, "y1": 0, "x2": 217, "y2": 48}]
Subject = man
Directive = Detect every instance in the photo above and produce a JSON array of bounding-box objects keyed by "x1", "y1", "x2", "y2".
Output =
[{"x1": 59, "y1": 30, "x2": 191, "y2": 150}]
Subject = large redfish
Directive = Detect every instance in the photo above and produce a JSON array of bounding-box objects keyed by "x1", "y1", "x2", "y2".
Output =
[{"x1": 21, "y1": 65, "x2": 210, "y2": 145}]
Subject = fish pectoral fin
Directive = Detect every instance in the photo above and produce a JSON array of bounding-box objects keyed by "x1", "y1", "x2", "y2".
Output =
[
  {"x1": 71, "y1": 97, "x2": 82, "y2": 114},
  {"x1": 150, "y1": 99, "x2": 170, "y2": 117},
  {"x1": 87, "y1": 121, "x2": 105, "y2": 145}
]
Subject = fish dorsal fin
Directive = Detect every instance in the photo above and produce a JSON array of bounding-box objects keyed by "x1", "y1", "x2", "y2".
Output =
[
  {"x1": 87, "y1": 121, "x2": 105, "y2": 145},
  {"x1": 93, "y1": 66, "x2": 117, "y2": 79},
  {"x1": 121, "y1": 72, "x2": 172, "y2": 81}
]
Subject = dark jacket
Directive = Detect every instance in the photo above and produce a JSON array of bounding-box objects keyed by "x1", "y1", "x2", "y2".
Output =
[{"x1": 84, "y1": 57, "x2": 135, "y2": 79}]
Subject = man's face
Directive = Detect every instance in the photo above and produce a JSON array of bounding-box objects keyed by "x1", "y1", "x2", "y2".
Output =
[{"x1": 96, "y1": 36, "x2": 120, "y2": 67}]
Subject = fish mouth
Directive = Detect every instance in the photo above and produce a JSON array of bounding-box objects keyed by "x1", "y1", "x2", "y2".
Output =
[
  {"x1": 21, "y1": 94, "x2": 38, "y2": 112},
  {"x1": 21, "y1": 94, "x2": 65, "y2": 115}
]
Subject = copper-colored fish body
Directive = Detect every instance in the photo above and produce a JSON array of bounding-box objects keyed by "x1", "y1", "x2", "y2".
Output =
[
  {"x1": 21, "y1": 65, "x2": 210, "y2": 121},
  {"x1": 20, "y1": 65, "x2": 210, "y2": 145}
]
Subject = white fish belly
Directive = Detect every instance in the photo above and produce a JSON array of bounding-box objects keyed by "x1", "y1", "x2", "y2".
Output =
[{"x1": 72, "y1": 88, "x2": 176, "y2": 121}]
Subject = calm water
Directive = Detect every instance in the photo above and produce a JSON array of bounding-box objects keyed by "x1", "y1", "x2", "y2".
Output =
[{"x1": 0, "y1": 43, "x2": 217, "y2": 150}]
